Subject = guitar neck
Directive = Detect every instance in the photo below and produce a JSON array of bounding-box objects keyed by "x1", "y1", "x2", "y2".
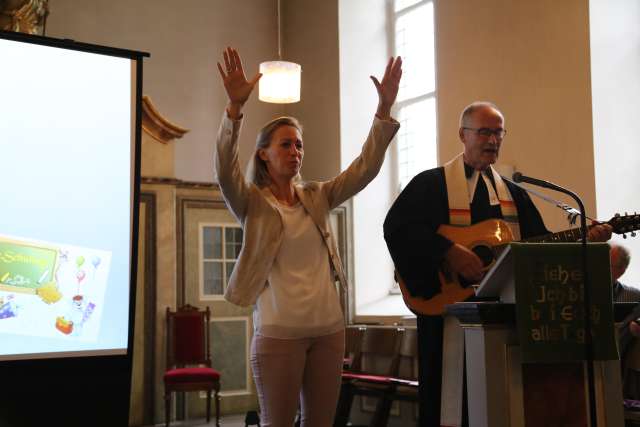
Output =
[
  {"x1": 525, "y1": 227, "x2": 585, "y2": 243},
  {"x1": 524, "y1": 212, "x2": 640, "y2": 243}
]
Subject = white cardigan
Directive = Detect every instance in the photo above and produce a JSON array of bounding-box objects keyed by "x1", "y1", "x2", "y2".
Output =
[{"x1": 214, "y1": 112, "x2": 399, "y2": 307}]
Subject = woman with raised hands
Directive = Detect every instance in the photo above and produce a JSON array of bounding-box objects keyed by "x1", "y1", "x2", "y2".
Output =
[{"x1": 214, "y1": 46, "x2": 401, "y2": 427}]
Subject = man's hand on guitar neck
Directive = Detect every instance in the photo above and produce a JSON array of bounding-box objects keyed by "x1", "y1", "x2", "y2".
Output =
[
  {"x1": 587, "y1": 223, "x2": 613, "y2": 242},
  {"x1": 444, "y1": 243, "x2": 484, "y2": 283}
]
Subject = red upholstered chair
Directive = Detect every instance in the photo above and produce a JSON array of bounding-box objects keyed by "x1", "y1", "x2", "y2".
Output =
[{"x1": 164, "y1": 305, "x2": 221, "y2": 427}]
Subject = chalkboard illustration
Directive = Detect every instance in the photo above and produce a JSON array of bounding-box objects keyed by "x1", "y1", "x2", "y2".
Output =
[
  {"x1": 0, "y1": 237, "x2": 58, "y2": 294},
  {"x1": 0, "y1": 234, "x2": 110, "y2": 341}
]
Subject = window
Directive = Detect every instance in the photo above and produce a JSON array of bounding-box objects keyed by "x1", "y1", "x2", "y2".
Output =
[
  {"x1": 387, "y1": 0, "x2": 437, "y2": 297},
  {"x1": 393, "y1": 0, "x2": 437, "y2": 189},
  {"x1": 199, "y1": 223, "x2": 242, "y2": 300}
]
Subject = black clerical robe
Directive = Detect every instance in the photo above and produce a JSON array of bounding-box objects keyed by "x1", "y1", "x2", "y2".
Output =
[{"x1": 383, "y1": 164, "x2": 549, "y2": 427}]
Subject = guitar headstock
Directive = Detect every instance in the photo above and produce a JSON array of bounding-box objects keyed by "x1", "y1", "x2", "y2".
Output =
[{"x1": 608, "y1": 213, "x2": 640, "y2": 238}]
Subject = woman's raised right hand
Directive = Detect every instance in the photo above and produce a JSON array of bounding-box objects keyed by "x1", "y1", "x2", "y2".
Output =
[{"x1": 217, "y1": 47, "x2": 262, "y2": 118}]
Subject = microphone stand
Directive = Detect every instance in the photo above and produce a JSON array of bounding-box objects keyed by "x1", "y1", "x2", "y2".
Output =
[{"x1": 512, "y1": 172, "x2": 597, "y2": 427}]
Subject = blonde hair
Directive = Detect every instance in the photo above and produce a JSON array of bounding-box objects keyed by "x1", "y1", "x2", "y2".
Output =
[{"x1": 246, "y1": 116, "x2": 304, "y2": 187}]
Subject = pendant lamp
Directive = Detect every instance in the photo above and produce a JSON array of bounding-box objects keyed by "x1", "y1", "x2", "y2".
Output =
[{"x1": 259, "y1": 0, "x2": 301, "y2": 103}]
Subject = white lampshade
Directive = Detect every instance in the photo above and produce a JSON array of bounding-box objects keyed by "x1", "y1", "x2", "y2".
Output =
[{"x1": 259, "y1": 61, "x2": 301, "y2": 104}]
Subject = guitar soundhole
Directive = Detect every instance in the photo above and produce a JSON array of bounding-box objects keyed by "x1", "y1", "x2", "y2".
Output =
[{"x1": 472, "y1": 245, "x2": 495, "y2": 267}]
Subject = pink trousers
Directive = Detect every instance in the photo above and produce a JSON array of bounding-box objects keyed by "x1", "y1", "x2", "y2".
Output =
[{"x1": 250, "y1": 329, "x2": 345, "y2": 427}]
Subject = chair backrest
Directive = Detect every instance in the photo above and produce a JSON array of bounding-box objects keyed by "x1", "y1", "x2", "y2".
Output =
[
  {"x1": 357, "y1": 326, "x2": 402, "y2": 376},
  {"x1": 396, "y1": 327, "x2": 418, "y2": 381},
  {"x1": 166, "y1": 304, "x2": 211, "y2": 369},
  {"x1": 344, "y1": 325, "x2": 366, "y2": 369}
]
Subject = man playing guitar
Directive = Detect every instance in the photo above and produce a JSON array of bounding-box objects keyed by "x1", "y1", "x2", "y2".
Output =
[{"x1": 383, "y1": 101, "x2": 612, "y2": 427}]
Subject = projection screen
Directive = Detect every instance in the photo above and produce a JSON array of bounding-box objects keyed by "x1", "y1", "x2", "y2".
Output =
[{"x1": 0, "y1": 31, "x2": 145, "y2": 360}]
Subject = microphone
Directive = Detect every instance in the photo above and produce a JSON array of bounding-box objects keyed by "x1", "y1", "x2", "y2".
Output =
[
  {"x1": 511, "y1": 171, "x2": 587, "y2": 235},
  {"x1": 511, "y1": 172, "x2": 567, "y2": 193}
]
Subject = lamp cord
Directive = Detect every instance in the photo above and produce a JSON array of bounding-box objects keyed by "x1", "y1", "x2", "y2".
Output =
[{"x1": 277, "y1": 0, "x2": 282, "y2": 59}]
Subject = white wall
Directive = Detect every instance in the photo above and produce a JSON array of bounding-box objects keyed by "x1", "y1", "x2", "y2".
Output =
[
  {"x1": 339, "y1": 0, "x2": 397, "y2": 311},
  {"x1": 591, "y1": 0, "x2": 640, "y2": 286},
  {"x1": 282, "y1": 0, "x2": 341, "y2": 182},
  {"x1": 47, "y1": 0, "x2": 282, "y2": 183}
]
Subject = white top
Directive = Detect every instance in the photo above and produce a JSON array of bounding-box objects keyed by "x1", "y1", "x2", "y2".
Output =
[{"x1": 254, "y1": 202, "x2": 344, "y2": 339}]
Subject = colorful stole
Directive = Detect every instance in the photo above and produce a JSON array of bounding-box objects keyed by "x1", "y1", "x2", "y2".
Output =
[
  {"x1": 440, "y1": 154, "x2": 521, "y2": 426},
  {"x1": 443, "y1": 153, "x2": 521, "y2": 240}
]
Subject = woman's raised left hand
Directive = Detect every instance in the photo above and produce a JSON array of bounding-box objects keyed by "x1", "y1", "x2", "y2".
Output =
[{"x1": 370, "y1": 56, "x2": 402, "y2": 120}]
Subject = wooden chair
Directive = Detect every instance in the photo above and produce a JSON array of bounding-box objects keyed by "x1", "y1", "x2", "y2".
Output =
[
  {"x1": 164, "y1": 304, "x2": 221, "y2": 427},
  {"x1": 343, "y1": 325, "x2": 366, "y2": 369},
  {"x1": 334, "y1": 326, "x2": 402, "y2": 427},
  {"x1": 378, "y1": 328, "x2": 419, "y2": 425}
]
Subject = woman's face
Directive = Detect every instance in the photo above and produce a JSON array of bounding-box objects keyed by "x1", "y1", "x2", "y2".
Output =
[{"x1": 259, "y1": 125, "x2": 303, "y2": 182}]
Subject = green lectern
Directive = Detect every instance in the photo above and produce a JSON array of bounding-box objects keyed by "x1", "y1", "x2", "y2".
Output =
[{"x1": 447, "y1": 243, "x2": 623, "y2": 427}]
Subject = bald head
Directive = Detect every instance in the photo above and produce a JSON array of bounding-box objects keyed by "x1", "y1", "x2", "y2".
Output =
[
  {"x1": 611, "y1": 243, "x2": 631, "y2": 282},
  {"x1": 459, "y1": 101, "x2": 503, "y2": 128}
]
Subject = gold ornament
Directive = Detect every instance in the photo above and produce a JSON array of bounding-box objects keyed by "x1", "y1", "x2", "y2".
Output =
[{"x1": 0, "y1": 0, "x2": 49, "y2": 35}]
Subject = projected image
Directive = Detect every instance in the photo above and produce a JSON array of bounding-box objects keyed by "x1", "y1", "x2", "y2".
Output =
[
  {"x1": 0, "y1": 34, "x2": 135, "y2": 359},
  {"x1": 0, "y1": 234, "x2": 111, "y2": 341}
]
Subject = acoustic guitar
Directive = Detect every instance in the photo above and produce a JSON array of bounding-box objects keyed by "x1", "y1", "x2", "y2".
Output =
[{"x1": 397, "y1": 213, "x2": 640, "y2": 316}]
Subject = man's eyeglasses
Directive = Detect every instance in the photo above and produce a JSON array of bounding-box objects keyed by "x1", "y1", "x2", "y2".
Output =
[{"x1": 462, "y1": 127, "x2": 507, "y2": 139}]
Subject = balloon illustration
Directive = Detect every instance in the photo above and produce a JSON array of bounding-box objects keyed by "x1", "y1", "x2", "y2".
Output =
[
  {"x1": 76, "y1": 269, "x2": 86, "y2": 294},
  {"x1": 76, "y1": 270, "x2": 86, "y2": 283},
  {"x1": 91, "y1": 256, "x2": 101, "y2": 282},
  {"x1": 76, "y1": 256, "x2": 85, "y2": 268}
]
